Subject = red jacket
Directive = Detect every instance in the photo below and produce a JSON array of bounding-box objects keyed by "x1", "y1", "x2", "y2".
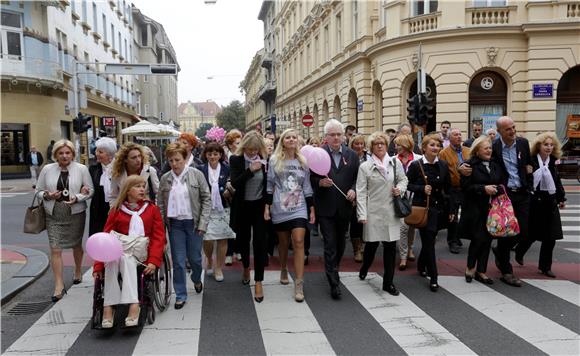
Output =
[{"x1": 93, "y1": 201, "x2": 166, "y2": 273}]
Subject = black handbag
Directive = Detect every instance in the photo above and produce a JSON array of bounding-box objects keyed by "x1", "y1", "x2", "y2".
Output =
[{"x1": 392, "y1": 157, "x2": 412, "y2": 218}]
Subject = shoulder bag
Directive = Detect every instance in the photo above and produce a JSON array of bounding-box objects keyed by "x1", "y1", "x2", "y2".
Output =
[
  {"x1": 392, "y1": 157, "x2": 412, "y2": 218},
  {"x1": 110, "y1": 230, "x2": 150, "y2": 262},
  {"x1": 23, "y1": 194, "x2": 46, "y2": 234},
  {"x1": 404, "y1": 161, "x2": 430, "y2": 228},
  {"x1": 486, "y1": 185, "x2": 520, "y2": 238}
]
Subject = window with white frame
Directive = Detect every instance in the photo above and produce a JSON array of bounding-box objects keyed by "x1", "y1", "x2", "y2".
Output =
[
  {"x1": 56, "y1": 29, "x2": 68, "y2": 67},
  {"x1": 412, "y1": 0, "x2": 439, "y2": 16},
  {"x1": 336, "y1": 13, "x2": 342, "y2": 52},
  {"x1": 111, "y1": 23, "x2": 115, "y2": 48},
  {"x1": 314, "y1": 35, "x2": 319, "y2": 67},
  {"x1": 324, "y1": 25, "x2": 329, "y2": 61},
  {"x1": 92, "y1": 3, "x2": 98, "y2": 31},
  {"x1": 306, "y1": 44, "x2": 310, "y2": 74},
  {"x1": 380, "y1": 0, "x2": 388, "y2": 28},
  {"x1": 1, "y1": 10, "x2": 23, "y2": 60},
  {"x1": 352, "y1": 1, "x2": 358, "y2": 41},
  {"x1": 81, "y1": 0, "x2": 87, "y2": 23},
  {"x1": 102, "y1": 14, "x2": 107, "y2": 41},
  {"x1": 473, "y1": 0, "x2": 507, "y2": 7},
  {"x1": 144, "y1": 103, "x2": 149, "y2": 116}
]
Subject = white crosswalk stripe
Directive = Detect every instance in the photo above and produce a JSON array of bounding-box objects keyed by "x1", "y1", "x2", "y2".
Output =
[
  {"x1": 560, "y1": 209, "x2": 580, "y2": 215},
  {"x1": 562, "y1": 235, "x2": 580, "y2": 243},
  {"x1": 564, "y1": 247, "x2": 580, "y2": 254},
  {"x1": 0, "y1": 192, "x2": 30, "y2": 199},
  {"x1": 3, "y1": 271, "x2": 580, "y2": 356},
  {"x1": 563, "y1": 225, "x2": 580, "y2": 232},
  {"x1": 439, "y1": 276, "x2": 580, "y2": 356}
]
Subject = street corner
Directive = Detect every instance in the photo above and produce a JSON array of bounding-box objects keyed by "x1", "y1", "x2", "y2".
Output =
[{"x1": 1, "y1": 246, "x2": 49, "y2": 304}]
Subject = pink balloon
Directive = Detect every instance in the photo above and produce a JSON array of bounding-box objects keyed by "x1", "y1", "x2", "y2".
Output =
[
  {"x1": 300, "y1": 145, "x2": 314, "y2": 160},
  {"x1": 86, "y1": 232, "x2": 123, "y2": 263},
  {"x1": 307, "y1": 147, "x2": 331, "y2": 176}
]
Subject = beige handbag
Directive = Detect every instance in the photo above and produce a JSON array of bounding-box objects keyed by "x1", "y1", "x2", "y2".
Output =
[
  {"x1": 110, "y1": 230, "x2": 150, "y2": 262},
  {"x1": 404, "y1": 161, "x2": 430, "y2": 228},
  {"x1": 23, "y1": 195, "x2": 46, "y2": 234}
]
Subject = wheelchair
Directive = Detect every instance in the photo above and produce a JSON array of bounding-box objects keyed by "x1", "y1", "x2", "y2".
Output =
[{"x1": 91, "y1": 248, "x2": 172, "y2": 329}]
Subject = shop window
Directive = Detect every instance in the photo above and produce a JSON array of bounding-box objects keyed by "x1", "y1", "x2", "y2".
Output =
[{"x1": 1, "y1": 124, "x2": 29, "y2": 166}]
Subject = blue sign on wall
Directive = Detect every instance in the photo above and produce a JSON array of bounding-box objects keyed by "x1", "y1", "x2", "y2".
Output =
[{"x1": 532, "y1": 84, "x2": 553, "y2": 98}]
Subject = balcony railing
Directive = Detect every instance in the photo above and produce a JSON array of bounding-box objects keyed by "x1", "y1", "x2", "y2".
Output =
[
  {"x1": 258, "y1": 80, "x2": 276, "y2": 101},
  {"x1": 407, "y1": 12, "x2": 440, "y2": 34},
  {"x1": 467, "y1": 6, "x2": 514, "y2": 25},
  {"x1": 569, "y1": 3, "x2": 580, "y2": 18},
  {"x1": 0, "y1": 55, "x2": 64, "y2": 83}
]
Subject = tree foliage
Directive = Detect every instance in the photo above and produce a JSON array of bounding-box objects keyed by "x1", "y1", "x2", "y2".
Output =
[
  {"x1": 216, "y1": 100, "x2": 246, "y2": 131},
  {"x1": 195, "y1": 122, "x2": 213, "y2": 140}
]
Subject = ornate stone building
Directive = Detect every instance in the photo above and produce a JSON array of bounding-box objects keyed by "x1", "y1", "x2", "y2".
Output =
[
  {"x1": 177, "y1": 101, "x2": 221, "y2": 134},
  {"x1": 242, "y1": 49, "x2": 267, "y2": 131},
  {"x1": 265, "y1": 0, "x2": 580, "y2": 141}
]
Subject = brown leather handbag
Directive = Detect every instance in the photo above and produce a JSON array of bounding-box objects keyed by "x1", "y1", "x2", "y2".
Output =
[
  {"x1": 404, "y1": 161, "x2": 429, "y2": 228},
  {"x1": 23, "y1": 194, "x2": 46, "y2": 234}
]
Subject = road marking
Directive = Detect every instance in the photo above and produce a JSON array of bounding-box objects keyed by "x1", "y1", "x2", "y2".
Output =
[
  {"x1": 3, "y1": 268, "x2": 94, "y2": 356},
  {"x1": 562, "y1": 235, "x2": 580, "y2": 242},
  {"x1": 439, "y1": 276, "x2": 580, "y2": 356},
  {"x1": 565, "y1": 204, "x2": 580, "y2": 208},
  {"x1": 561, "y1": 216, "x2": 580, "y2": 222},
  {"x1": 0, "y1": 192, "x2": 30, "y2": 199},
  {"x1": 524, "y1": 279, "x2": 580, "y2": 307},
  {"x1": 340, "y1": 272, "x2": 476, "y2": 356},
  {"x1": 564, "y1": 248, "x2": 580, "y2": 254},
  {"x1": 563, "y1": 225, "x2": 580, "y2": 232},
  {"x1": 132, "y1": 273, "x2": 203, "y2": 355},
  {"x1": 252, "y1": 271, "x2": 335, "y2": 355}
]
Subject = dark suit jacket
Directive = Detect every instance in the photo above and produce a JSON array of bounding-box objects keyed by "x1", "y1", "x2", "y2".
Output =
[
  {"x1": 491, "y1": 137, "x2": 532, "y2": 191},
  {"x1": 199, "y1": 161, "x2": 231, "y2": 208},
  {"x1": 228, "y1": 154, "x2": 267, "y2": 230},
  {"x1": 26, "y1": 152, "x2": 44, "y2": 166},
  {"x1": 310, "y1": 144, "x2": 359, "y2": 219},
  {"x1": 88, "y1": 164, "x2": 110, "y2": 236}
]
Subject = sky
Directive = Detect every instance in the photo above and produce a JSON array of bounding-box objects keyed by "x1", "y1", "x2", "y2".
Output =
[{"x1": 132, "y1": 0, "x2": 264, "y2": 107}]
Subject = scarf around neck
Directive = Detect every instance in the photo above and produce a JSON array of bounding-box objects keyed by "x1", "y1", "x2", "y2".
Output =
[
  {"x1": 120, "y1": 201, "x2": 149, "y2": 237},
  {"x1": 208, "y1": 163, "x2": 224, "y2": 211},
  {"x1": 168, "y1": 168, "x2": 191, "y2": 218},
  {"x1": 371, "y1": 154, "x2": 390, "y2": 179},
  {"x1": 244, "y1": 153, "x2": 267, "y2": 166},
  {"x1": 100, "y1": 161, "x2": 113, "y2": 203},
  {"x1": 533, "y1": 154, "x2": 556, "y2": 194}
]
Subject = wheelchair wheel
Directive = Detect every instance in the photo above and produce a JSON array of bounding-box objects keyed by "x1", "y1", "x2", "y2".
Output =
[
  {"x1": 147, "y1": 304, "x2": 156, "y2": 324},
  {"x1": 153, "y1": 250, "x2": 172, "y2": 311}
]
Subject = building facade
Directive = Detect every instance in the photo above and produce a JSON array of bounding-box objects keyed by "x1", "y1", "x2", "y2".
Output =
[
  {"x1": 177, "y1": 101, "x2": 221, "y2": 134},
  {"x1": 258, "y1": 1, "x2": 278, "y2": 133},
  {"x1": 266, "y1": 0, "x2": 580, "y2": 143},
  {"x1": 242, "y1": 49, "x2": 267, "y2": 131}
]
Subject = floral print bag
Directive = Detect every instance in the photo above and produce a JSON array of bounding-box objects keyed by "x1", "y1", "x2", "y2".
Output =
[{"x1": 486, "y1": 185, "x2": 520, "y2": 238}]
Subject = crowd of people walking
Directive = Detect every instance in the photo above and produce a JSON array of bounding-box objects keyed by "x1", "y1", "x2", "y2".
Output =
[{"x1": 33, "y1": 115, "x2": 567, "y2": 327}]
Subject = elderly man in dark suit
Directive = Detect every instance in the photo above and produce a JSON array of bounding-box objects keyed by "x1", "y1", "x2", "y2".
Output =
[
  {"x1": 311, "y1": 119, "x2": 360, "y2": 299},
  {"x1": 491, "y1": 116, "x2": 532, "y2": 287}
]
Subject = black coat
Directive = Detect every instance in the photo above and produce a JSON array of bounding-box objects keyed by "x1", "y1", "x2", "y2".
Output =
[
  {"x1": 26, "y1": 152, "x2": 44, "y2": 166},
  {"x1": 228, "y1": 154, "x2": 267, "y2": 230},
  {"x1": 406, "y1": 159, "x2": 454, "y2": 232},
  {"x1": 88, "y1": 164, "x2": 110, "y2": 236},
  {"x1": 458, "y1": 157, "x2": 505, "y2": 241},
  {"x1": 491, "y1": 137, "x2": 533, "y2": 191},
  {"x1": 199, "y1": 161, "x2": 230, "y2": 209},
  {"x1": 310, "y1": 144, "x2": 359, "y2": 219},
  {"x1": 529, "y1": 155, "x2": 566, "y2": 242}
]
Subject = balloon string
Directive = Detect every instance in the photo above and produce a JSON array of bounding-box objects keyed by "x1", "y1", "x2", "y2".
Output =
[{"x1": 325, "y1": 175, "x2": 348, "y2": 199}]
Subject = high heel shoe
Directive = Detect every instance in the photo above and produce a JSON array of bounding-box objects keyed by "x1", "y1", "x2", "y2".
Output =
[
  {"x1": 51, "y1": 288, "x2": 67, "y2": 303},
  {"x1": 465, "y1": 272, "x2": 474, "y2": 283},
  {"x1": 474, "y1": 273, "x2": 494, "y2": 285},
  {"x1": 124, "y1": 306, "x2": 140, "y2": 327},
  {"x1": 101, "y1": 309, "x2": 115, "y2": 329},
  {"x1": 242, "y1": 269, "x2": 250, "y2": 285},
  {"x1": 359, "y1": 268, "x2": 368, "y2": 280},
  {"x1": 254, "y1": 282, "x2": 264, "y2": 303},
  {"x1": 280, "y1": 269, "x2": 289, "y2": 285}
]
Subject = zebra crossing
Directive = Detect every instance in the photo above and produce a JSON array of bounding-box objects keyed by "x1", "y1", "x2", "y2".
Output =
[
  {"x1": 0, "y1": 192, "x2": 30, "y2": 199},
  {"x1": 3, "y1": 269, "x2": 579, "y2": 356}
]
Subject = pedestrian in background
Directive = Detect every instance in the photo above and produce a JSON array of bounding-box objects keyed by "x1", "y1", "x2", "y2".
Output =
[
  {"x1": 161, "y1": 133, "x2": 202, "y2": 175},
  {"x1": 357, "y1": 132, "x2": 407, "y2": 296},
  {"x1": 46, "y1": 140, "x2": 55, "y2": 163},
  {"x1": 515, "y1": 132, "x2": 566, "y2": 278},
  {"x1": 439, "y1": 120, "x2": 451, "y2": 148},
  {"x1": 26, "y1": 146, "x2": 44, "y2": 189},
  {"x1": 310, "y1": 119, "x2": 359, "y2": 299},
  {"x1": 486, "y1": 128, "x2": 497, "y2": 141},
  {"x1": 199, "y1": 142, "x2": 236, "y2": 282},
  {"x1": 224, "y1": 128, "x2": 243, "y2": 265},
  {"x1": 348, "y1": 134, "x2": 370, "y2": 263},
  {"x1": 463, "y1": 121, "x2": 483, "y2": 148},
  {"x1": 394, "y1": 134, "x2": 422, "y2": 271},
  {"x1": 406, "y1": 133, "x2": 454, "y2": 292},
  {"x1": 94, "y1": 176, "x2": 165, "y2": 327},
  {"x1": 439, "y1": 128, "x2": 470, "y2": 254},
  {"x1": 110, "y1": 142, "x2": 159, "y2": 202},
  {"x1": 344, "y1": 125, "x2": 357, "y2": 145},
  {"x1": 265, "y1": 128, "x2": 315, "y2": 303},
  {"x1": 158, "y1": 143, "x2": 211, "y2": 309},
  {"x1": 387, "y1": 123, "x2": 422, "y2": 156},
  {"x1": 229, "y1": 131, "x2": 268, "y2": 299},
  {"x1": 459, "y1": 136, "x2": 504, "y2": 284},
  {"x1": 36, "y1": 139, "x2": 94, "y2": 302},
  {"x1": 88, "y1": 137, "x2": 117, "y2": 236}
]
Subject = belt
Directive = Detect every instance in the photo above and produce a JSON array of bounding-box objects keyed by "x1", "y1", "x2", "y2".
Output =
[{"x1": 507, "y1": 187, "x2": 526, "y2": 193}]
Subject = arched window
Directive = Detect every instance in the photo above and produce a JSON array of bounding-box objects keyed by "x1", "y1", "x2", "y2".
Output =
[
  {"x1": 556, "y1": 66, "x2": 580, "y2": 145},
  {"x1": 373, "y1": 81, "x2": 383, "y2": 131},
  {"x1": 348, "y1": 88, "x2": 358, "y2": 128},
  {"x1": 469, "y1": 71, "x2": 507, "y2": 135},
  {"x1": 333, "y1": 95, "x2": 341, "y2": 121}
]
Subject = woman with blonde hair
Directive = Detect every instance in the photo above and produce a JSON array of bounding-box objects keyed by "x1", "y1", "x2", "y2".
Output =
[
  {"x1": 110, "y1": 142, "x2": 159, "y2": 202},
  {"x1": 93, "y1": 175, "x2": 165, "y2": 327},
  {"x1": 264, "y1": 128, "x2": 315, "y2": 302},
  {"x1": 393, "y1": 134, "x2": 423, "y2": 270},
  {"x1": 348, "y1": 134, "x2": 369, "y2": 263},
  {"x1": 514, "y1": 132, "x2": 566, "y2": 277},
  {"x1": 36, "y1": 139, "x2": 94, "y2": 302},
  {"x1": 229, "y1": 130, "x2": 268, "y2": 301},
  {"x1": 224, "y1": 129, "x2": 243, "y2": 264}
]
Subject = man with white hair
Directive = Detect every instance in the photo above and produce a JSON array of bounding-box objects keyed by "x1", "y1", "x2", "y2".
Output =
[
  {"x1": 88, "y1": 137, "x2": 118, "y2": 236},
  {"x1": 387, "y1": 123, "x2": 422, "y2": 156},
  {"x1": 310, "y1": 119, "x2": 360, "y2": 299},
  {"x1": 26, "y1": 146, "x2": 44, "y2": 189}
]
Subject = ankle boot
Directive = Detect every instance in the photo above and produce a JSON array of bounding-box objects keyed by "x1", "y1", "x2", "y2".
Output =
[{"x1": 352, "y1": 238, "x2": 363, "y2": 263}]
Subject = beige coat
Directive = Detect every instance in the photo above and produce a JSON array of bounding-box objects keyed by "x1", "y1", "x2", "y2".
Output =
[{"x1": 356, "y1": 157, "x2": 408, "y2": 242}]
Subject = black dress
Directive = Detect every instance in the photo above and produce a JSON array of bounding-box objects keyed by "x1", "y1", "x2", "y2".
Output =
[{"x1": 88, "y1": 164, "x2": 110, "y2": 236}]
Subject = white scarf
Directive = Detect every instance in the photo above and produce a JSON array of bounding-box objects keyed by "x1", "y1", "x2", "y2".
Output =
[
  {"x1": 371, "y1": 154, "x2": 390, "y2": 179},
  {"x1": 209, "y1": 163, "x2": 224, "y2": 211},
  {"x1": 100, "y1": 162, "x2": 113, "y2": 203},
  {"x1": 167, "y1": 168, "x2": 190, "y2": 218},
  {"x1": 120, "y1": 202, "x2": 148, "y2": 237},
  {"x1": 533, "y1": 154, "x2": 556, "y2": 194},
  {"x1": 186, "y1": 154, "x2": 194, "y2": 168}
]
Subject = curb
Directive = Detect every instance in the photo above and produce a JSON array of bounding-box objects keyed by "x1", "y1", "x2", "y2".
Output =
[{"x1": 1, "y1": 245, "x2": 49, "y2": 305}]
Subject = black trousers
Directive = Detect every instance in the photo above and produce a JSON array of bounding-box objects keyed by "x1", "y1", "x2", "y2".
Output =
[
  {"x1": 495, "y1": 191, "x2": 530, "y2": 275},
  {"x1": 515, "y1": 239, "x2": 556, "y2": 272},
  {"x1": 237, "y1": 199, "x2": 267, "y2": 281},
  {"x1": 319, "y1": 215, "x2": 349, "y2": 287},
  {"x1": 467, "y1": 235, "x2": 492, "y2": 273},
  {"x1": 446, "y1": 189, "x2": 462, "y2": 246},
  {"x1": 418, "y1": 229, "x2": 438, "y2": 283},
  {"x1": 360, "y1": 241, "x2": 397, "y2": 287}
]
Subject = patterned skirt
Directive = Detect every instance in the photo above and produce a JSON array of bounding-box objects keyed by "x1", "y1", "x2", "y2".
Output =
[
  {"x1": 203, "y1": 208, "x2": 236, "y2": 241},
  {"x1": 46, "y1": 201, "x2": 86, "y2": 249}
]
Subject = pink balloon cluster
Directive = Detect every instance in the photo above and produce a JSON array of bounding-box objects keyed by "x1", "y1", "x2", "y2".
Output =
[
  {"x1": 86, "y1": 232, "x2": 123, "y2": 263},
  {"x1": 301, "y1": 146, "x2": 331, "y2": 176},
  {"x1": 205, "y1": 126, "x2": 226, "y2": 143}
]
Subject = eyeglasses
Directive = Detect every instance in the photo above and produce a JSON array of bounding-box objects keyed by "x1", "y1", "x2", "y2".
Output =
[
  {"x1": 326, "y1": 133, "x2": 343, "y2": 138},
  {"x1": 372, "y1": 142, "x2": 386, "y2": 147}
]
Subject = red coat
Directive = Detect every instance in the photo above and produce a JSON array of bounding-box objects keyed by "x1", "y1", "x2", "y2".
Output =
[{"x1": 93, "y1": 201, "x2": 166, "y2": 273}]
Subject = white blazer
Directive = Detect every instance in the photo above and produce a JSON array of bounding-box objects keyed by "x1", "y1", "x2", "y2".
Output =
[{"x1": 36, "y1": 162, "x2": 94, "y2": 215}]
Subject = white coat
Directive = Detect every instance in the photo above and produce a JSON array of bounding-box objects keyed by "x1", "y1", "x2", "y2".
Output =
[{"x1": 356, "y1": 156, "x2": 408, "y2": 242}]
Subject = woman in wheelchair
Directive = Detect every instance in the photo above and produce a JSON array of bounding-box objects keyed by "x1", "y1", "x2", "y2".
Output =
[{"x1": 93, "y1": 175, "x2": 166, "y2": 328}]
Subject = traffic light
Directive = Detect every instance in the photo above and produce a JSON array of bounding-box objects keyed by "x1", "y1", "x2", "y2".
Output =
[
  {"x1": 406, "y1": 94, "x2": 420, "y2": 124},
  {"x1": 73, "y1": 113, "x2": 92, "y2": 134},
  {"x1": 417, "y1": 93, "x2": 434, "y2": 125}
]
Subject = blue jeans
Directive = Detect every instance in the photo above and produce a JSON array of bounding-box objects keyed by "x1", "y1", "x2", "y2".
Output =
[{"x1": 168, "y1": 219, "x2": 202, "y2": 302}]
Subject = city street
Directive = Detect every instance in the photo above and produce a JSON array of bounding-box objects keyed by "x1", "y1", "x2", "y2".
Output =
[{"x1": 1, "y1": 181, "x2": 579, "y2": 355}]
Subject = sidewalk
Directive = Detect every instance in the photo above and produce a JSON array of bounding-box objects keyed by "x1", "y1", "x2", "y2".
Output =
[
  {"x1": 1, "y1": 178, "x2": 35, "y2": 193},
  {"x1": 1, "y1": 246, "x2": 49, "y2": 304}
]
